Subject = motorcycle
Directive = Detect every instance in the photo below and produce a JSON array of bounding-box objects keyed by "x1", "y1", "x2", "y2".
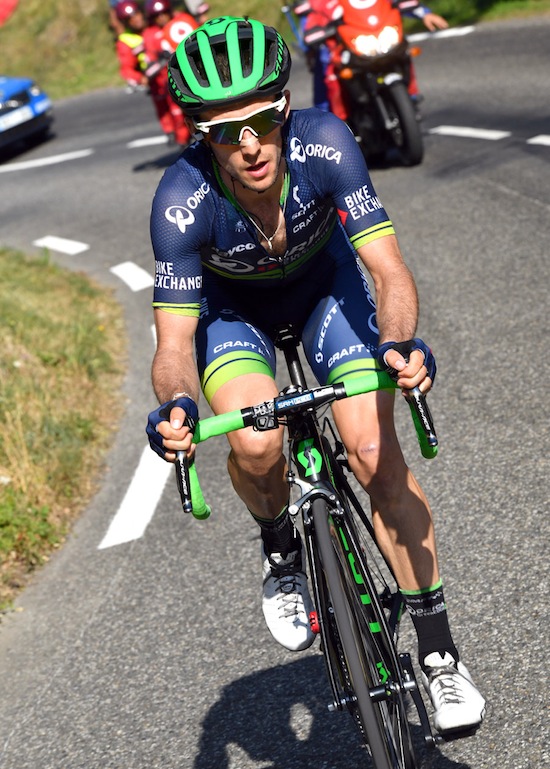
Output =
[{"x1": 293, "y1": 0, "x2": 424, "y2": 166}]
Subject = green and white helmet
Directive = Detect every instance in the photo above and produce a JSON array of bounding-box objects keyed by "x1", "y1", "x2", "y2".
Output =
[{"x1": 167, "y1": 16, "x2": 291, "y2": 116}]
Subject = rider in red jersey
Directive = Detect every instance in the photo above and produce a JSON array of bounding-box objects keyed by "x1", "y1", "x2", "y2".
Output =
[
  {"x1": 142, "y1": 0, "x2": 197, "y2": 145},
  {"x1": 115, "y1": 0, "x2": 148, "y2": 88}
]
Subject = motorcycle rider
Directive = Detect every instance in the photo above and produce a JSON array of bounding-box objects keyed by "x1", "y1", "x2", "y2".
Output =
[
  {"x1": 298, "y1": 0, "x2": 448, "y2": 114},
  {"x1": 143, "y1": 0, "x2": 197, "y2": 145}
]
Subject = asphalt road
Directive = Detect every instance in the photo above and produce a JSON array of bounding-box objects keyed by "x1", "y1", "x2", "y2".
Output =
[{"x1": 0, "y1": 16, "x2": 549, "y2": 769}]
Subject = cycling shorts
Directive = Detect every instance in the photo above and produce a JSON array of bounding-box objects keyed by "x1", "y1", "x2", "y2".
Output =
[{"x1": 196, "y1": 253, "x2": 381, "y2": 404}]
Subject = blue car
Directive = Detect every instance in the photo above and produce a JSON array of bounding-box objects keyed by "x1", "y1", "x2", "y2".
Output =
[{"x1": 0, "y1": 75, "x2": 53, "y2": 150}]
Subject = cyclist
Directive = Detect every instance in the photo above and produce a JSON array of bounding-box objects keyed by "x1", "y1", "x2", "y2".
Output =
[{"x1": 146, "y1": 16, "x2": 485, "y2": 735}]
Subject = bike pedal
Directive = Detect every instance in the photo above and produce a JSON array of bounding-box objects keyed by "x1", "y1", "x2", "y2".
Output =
[{"x1": 309, "y1": 610, "x2": 320, "y2": 634}]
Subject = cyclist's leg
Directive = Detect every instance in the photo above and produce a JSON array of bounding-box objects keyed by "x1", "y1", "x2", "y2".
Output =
[
  {"x1": 335, "y1": 392, "x2": 439, "y2": 592},
  {"x1": 302, "y1": 258, "x2": 485, "y2": 728},
  {"x1": 302, "y1": 257, "x2": 438, "y2": 591},
  {"x1": 196, "y1": 303, "x2": 286, "y2": 521},
  {"x1": 196, "y1": 283, "x2": 316, "y2": 650}
]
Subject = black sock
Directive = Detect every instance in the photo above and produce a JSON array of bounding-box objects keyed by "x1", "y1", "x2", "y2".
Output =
[
  {"x1": 252, "y1": 507, "x2": 297, "y2": 556},
  {"x1": 400, "y1": 581, "x2": 459, "y2": 669}
]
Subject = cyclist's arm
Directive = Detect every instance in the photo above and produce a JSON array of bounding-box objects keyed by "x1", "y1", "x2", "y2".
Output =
[
  {"x1": 151, "y1": 311, "x2": 200, "y2": 460},
  {"x1": 356, "y1": 236, "x2": 429, "y2": 391}
]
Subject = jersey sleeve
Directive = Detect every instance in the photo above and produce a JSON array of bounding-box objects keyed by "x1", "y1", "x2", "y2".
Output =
[
  {"x1": 298, "y1": 110, "x2": 395, "y2": 250},
  {"x1": 116, "y1": 39, "x2": 143, "y2": 84},
  {"x1": 394, "y1": 1, "x2": 430, "y2": 19},
  {"x1": 150, "y1": 149, "x2": 214, "y2": 317}
]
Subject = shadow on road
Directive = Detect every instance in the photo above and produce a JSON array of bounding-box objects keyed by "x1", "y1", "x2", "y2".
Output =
[
  {"x1": 132, "y1": 147, "x2": 185, "y2": 172},
  {"x1": 192, "y1": 655, "x2": 471, "y2": 769}
]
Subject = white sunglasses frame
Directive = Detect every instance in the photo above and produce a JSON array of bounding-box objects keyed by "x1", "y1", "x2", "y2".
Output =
[{"x1": 194, "y1": 94, "x2": 288, "y2": 143}]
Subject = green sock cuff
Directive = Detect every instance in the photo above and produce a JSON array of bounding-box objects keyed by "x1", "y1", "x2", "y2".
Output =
[{"x1": 400, "y1": 579, "x2": 443, "y2": 597}]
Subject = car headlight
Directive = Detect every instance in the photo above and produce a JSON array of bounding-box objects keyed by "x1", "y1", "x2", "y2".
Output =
[
  {"x1": 354, "y1": 26, "x2": 400, "y2": 56},
  {"x1": 29, "y1": 84, "x2": 44, "y2": 97}
]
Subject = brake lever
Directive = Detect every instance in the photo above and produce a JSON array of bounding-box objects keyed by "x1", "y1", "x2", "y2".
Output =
[
  {"x1": 405, "y1": 387, "x2": 438, "y2": 448},
  {"x1": 175, "y1": 450, "x2": 193, "y2": 514}
]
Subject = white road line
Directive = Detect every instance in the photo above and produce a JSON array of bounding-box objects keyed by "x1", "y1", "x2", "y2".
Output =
[
  {"x1": 408, "y1": 25, "x2": 475, "y2": 42},
  {"x1": 110, "y1": 261, "x2": 154, "y2": 291},
  {"x1": 526, "y1": 134, "x2": 550, "y2": 146},
  {"x1": 429, "y1": 125, "x2": 511, "y2": 141},
  {"x1": 98, "y1": 446, "x2": 172, "y2": 549},
  {"x1": 32, "y1": 235, "x2": 90, "y2": 255},
  {"x1": 0, "y1": 148, "x2": 93, "y2": 173},
  {"x1": 127, "y1": 136, "x2": 168, "y2": 148}
]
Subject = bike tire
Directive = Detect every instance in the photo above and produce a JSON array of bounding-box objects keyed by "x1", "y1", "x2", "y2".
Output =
[
  {"x1": 338, "y1": 508, "x2": 418, "y2": 768},
  {"x1": 312, "y1": 498, "x2": 403, "y2": 769},
  {"x1": 385, "y1": 81, "x2": 424, "y2": 166},
  {"x1": 312, "y1": 497, "x2": 418, "y2": 769}
]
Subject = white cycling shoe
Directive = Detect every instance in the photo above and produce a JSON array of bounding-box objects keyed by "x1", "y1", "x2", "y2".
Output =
[
  {"x1": 261, "y1": 543, "x2": 315, "y2": 652},
  {"x1": 422, "y1": 651, "x2": 486, "y2": 734}
]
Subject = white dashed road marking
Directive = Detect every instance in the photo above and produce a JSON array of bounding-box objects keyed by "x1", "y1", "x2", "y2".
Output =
[
  {"x1": 0, "y1": 148, "x2": 93, "y2": 173},
  {"x1": 429, "y1": 125, "x2": 511, "y2": 141},
  {"x1": 408, "y1": 25, "x2": 475, "y2": 42},
  {"x1": 32, "y1": 235, "x2": 90, "y2": 255},
  {"x1": 98, "y1": 446, "x2": 172, "y2": 549},
  {"x1": 526, "y1": 134, "x2": 550, "y2": 146},
  {"x1": 110, "y1": 261, "x2": 154, "y2": 291},
  {"x1": 127, "y1": 136, "x2": 168, "y2": 148}
]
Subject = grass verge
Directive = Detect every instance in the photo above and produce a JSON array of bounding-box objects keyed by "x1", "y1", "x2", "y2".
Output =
[{"x1": 0, "y1": 248, "x2": 126, "y2": 611}]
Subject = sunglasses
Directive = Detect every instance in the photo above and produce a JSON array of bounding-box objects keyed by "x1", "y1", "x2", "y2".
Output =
[{"x1": 194, "y1": 95, "x2": 287, "y2": 145}]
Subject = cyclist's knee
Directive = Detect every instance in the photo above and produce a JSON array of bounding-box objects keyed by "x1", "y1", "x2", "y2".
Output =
[
  {"x1": 348, "y1": 438, "x2": 407, "y2": 501},
  {"x1": 228, "y1": 428, "x2": 284, "y2": 477}
]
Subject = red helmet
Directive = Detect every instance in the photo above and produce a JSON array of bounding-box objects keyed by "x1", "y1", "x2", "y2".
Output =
[
  {"x1": 145, "y1": 0, "x2": 172, "y2": 18},
  {"x1": 116, "y1": 0, "x2": 142, "y2": 21}
]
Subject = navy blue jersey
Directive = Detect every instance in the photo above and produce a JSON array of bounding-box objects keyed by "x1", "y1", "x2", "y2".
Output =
[{"x1": 150, "y1": 108, "x2": 394, "y2": 317}]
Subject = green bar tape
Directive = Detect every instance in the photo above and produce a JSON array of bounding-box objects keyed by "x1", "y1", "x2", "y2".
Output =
[
  {"x1": 343, "y1": 371, "x2": 395, "y2": 397},
  {"x1": 189, "y1": 463, "x2": 211, "y2": 520},
  {"x1": 194, "y1": 410, "x2": 246, "y2": 444},
  {"x1": 409, "y1": 406, "x2": 438, "y2": 459}
]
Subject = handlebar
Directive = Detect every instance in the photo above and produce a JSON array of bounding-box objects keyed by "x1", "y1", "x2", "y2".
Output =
[{"x1": 175, "y1": 371, "x2": 438, "y2": 520}]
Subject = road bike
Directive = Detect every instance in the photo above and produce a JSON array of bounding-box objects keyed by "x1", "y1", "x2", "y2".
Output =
[{"x1": 175, "y1": 324, "x2": 438, "y2": 769}]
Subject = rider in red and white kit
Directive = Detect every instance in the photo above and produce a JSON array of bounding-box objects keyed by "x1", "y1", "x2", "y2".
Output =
[{"x1": 115, "y1": 0, "x2": 148, "y2": 89}]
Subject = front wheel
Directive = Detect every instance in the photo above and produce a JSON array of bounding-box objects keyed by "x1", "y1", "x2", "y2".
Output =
[
  {"x1": 312, "y1": 498, "x2": 417, "y2": 769},
  {"x1": 384, "y1": 81, "x2": 424, "y2": 167}
]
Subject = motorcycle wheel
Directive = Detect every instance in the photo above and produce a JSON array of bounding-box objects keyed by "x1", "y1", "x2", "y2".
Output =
[{"x1": 385, "y1": 81, "x2": 424, "y2": 167}]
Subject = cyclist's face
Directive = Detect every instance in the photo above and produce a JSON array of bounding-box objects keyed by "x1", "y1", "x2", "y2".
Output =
[{"x1": 200, "y1": 92, "x2": 290, "y2": 194}]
